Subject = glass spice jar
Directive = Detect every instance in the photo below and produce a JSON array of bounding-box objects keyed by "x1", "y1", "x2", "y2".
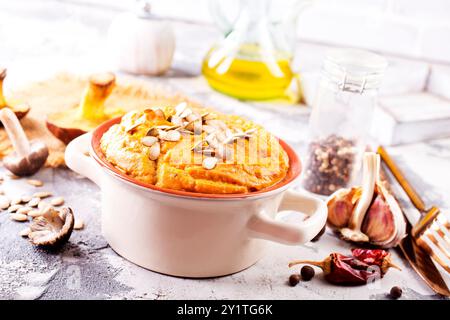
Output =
[{"x1": 301, "y1": 49, "x2": 388, "y2": 196}]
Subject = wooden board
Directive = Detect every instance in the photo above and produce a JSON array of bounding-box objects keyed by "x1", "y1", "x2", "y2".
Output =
[{"x1": 0, "y1": 73, "x2": 204, "y2": 167}]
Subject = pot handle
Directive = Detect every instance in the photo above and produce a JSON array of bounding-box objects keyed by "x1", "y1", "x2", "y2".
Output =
[
  {"x1": 247, "y1": 189, "x2": 327, "y2": 245},
  {"x1": 65, "y1": 133, "x2": 101, "y2": 186}
]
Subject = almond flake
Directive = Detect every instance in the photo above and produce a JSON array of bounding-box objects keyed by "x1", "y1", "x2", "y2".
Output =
[
  {"x1": 202, "y1": 157, "x2": 218, "y2": 170},
  {"x1": 142, "y1": 136, "x2": 158, "y2": 147}
]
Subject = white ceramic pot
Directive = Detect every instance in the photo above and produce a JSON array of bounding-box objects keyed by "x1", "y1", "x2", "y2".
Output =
[{"x1": 65, "y1": 118, "x2": 327, "y2": 278}]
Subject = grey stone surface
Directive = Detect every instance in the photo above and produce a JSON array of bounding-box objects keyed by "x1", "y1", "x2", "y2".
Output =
[{"x1": 0, "y1": 0, "x2": 449, "y2": 300}]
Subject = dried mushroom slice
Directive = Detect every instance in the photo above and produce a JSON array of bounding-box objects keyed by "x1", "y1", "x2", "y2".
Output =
[{"x1": 28, "y1": 207, "x2": 74, "y2": 247}]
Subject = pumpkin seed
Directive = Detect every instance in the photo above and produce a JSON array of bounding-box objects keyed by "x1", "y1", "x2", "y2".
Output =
[
  {"x1": 202, "y1": 125, "x2": 217, "y2": 134},
  {"x1": 27, "y1": 197, "x2": 41, "y2": 207},
  {"x1": 19, "y1": 228, "x2": 30, "y2": 237},
  {"x1": 28, "y1": 209, "x2": 44, "y2": 218},
  {"x1": 8, "y1": 204, "x2": 23, "y2": 213},
  {"x1": 141, "y1": 136, "x2": 158, "y2": 147},
  {"x1": 74, "y1": 219, "x2": 85, "y2": 230},
  {"x1": 38, "y1": 201, "x2": 49, "y2": 210},
  {"x1": 170, "y1": 115, "x2": 183, "y2": 126},
  {"x1": 146, "y1": 127, "x2": 160, "y2": 137},
  {"x1": 21, "y1": 195, "x2": 32, "y2": 203},
  {"x1": 174, "y1": 102, "x2": 187, "y2": 117},
  {"x1": 50, "y1": 197, "x2": 64, "y2": 206},
  {"x1": 178, "y1": 108, "x2": 192, "y2": 119},
  {"x1": 27, "y1": 179, "x2": 44, "y2": 187},
  {"x1": 17, "y1": 207, "x2": 32, "y2": 215},
  {"x1": 202, "y1": 157, "x2": 218, "y2": 170},
  {"x1": 149, "y1": 142, "x2": 161, "y2": 161},
  {"x1": 0, "y1": 196, "x2": 10, "y2": 210},
  {"x1": 160, "y1": 130, "x2": 181, "y2": 142},
  {"x1": 153, "y1": 108, "x2": 165, "y2": 119},
  {"x1": 10, "y1": 213, "x2": 28, "y2": 222},
  {"x1": 32, "y1": 191, "x2": 52, "y2": 199},
  {"x1": 11, "y1": 197, "x2": 22, "y2": 205}
]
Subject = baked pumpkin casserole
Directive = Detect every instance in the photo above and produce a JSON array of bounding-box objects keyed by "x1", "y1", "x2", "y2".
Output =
[{"x1": 100, "y1": 104, "x2": 289, "y2": 194}]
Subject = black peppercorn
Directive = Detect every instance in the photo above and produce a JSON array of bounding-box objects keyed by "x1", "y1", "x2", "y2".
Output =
[
  {"x1": 390, "y1": 286, "x2": 402, "y2": 299},
  {"x1": 289, "y1": 274, "x2": 300, "y2": 287},
  {"x1": 311, "y1": 226, "x2": 326, "y2": 242},
  {"x1": 301, "y1": 266, "x2": 315, "y2": 281}
]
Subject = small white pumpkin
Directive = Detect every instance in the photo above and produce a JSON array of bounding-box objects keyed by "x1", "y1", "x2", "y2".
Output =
[{"x1": 107, "y1": 2, "x2": 175, "y2": 76}]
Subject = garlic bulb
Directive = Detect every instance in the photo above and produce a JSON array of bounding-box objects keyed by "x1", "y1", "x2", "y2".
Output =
[
  {"x1": 327, "y1": 152, "x2": 406, "y2": 248},
  {"x1": 107, "y1": 3, "x2": 175, "y2": 76}
]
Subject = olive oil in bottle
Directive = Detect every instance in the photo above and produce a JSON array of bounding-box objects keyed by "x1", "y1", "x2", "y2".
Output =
[{"x1": 202, "y1": 44, "x2": 294, "y2": 101}]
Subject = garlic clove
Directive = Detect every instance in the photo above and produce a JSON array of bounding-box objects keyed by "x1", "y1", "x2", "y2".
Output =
[
  {"x1": 327, "y1": 187, "x2": 360, "y2": 229},
  {"x1": 326, "y1": 151, "x2": 407, "y2": 248},
  {"x1": 362, "y1": 183, "x2": 406, "y2": 247}
]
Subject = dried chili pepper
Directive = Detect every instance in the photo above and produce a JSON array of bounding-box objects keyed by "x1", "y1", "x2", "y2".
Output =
[{"x1": 288, "y1": 249, "x2": 400, "y2": 286}]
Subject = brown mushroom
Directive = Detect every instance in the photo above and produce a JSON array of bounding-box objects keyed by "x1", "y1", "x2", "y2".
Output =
[
  {"x1": 0, "y1": 108, "x2": 49, "y2": 176},
  {"x1": 28, "y1": 207, "x2": 74, "y2": 247},
  {"x1": 0, "y1": 68, "x2": 30, "y2": 120},
  {"x1": 46, "y1": 72, "x2": 122, "y2": 144}
]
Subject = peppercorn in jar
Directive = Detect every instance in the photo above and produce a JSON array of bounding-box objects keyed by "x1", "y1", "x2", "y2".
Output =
[{"x1": 301, "y1": 49, "x2": 388, "y2": 196}]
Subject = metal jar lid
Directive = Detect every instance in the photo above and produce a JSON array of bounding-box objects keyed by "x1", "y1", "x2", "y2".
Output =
[{"x1": 322, "y1": 48, "x2": 388, "y2": 93}]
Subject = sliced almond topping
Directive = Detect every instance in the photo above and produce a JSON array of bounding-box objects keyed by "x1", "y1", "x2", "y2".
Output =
[
  {"x1": 27, "y1": 179, "x2": 44, "y2": 187},
  {"x1": 10, "y1": 213, "x2": 28, "y2": 222},
  {"x1": 149, "y1": 142, "x2": 161, "y2": 161},
  {"x1": 74, "y1": 219, "x2": 85, "y2": 230},
  {"x1": 142, "y1": 136, "x2": 159, "y2": 147},
  {"x1": 50, "y1": 197, "x2": 65, "y2": 206},
  {"x1": 8, "y1": 204, "x2": 23, "y2": 213},
  {"x1": 33, "y1": 191, "x2": 52, "y2": 199},
  {"x1": 202, "y1": 157, "x2": 218, "y2": 170},
  {"x1": 0, "y1": 196, "x2": 10, "y2": 210}
]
